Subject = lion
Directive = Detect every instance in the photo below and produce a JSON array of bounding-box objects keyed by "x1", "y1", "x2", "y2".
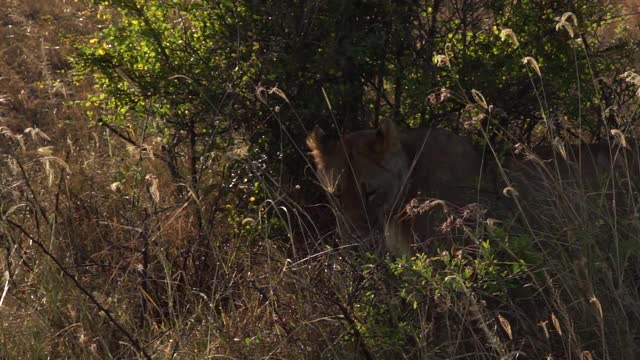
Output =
[
  {"x1": 306, "y1": 119, "x2": 498, "y2": 256},
  {"x1": 307, "y1": 119, "x2": 636, "y2": 257}
]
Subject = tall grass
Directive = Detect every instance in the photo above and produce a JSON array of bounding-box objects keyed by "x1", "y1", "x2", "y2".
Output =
[{"x1": 1, "y1": 1, "x2": 640, "y2": 359}]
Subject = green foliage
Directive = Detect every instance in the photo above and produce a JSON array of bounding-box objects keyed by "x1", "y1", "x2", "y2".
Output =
[
  {"x1": 75, "y1": 1, "x2": 640, "y2": 184},
  {"x1": 392, "y1": 241, "x2": 528, "y2": 306},
  {"x1": 341, "y1": 244, "x2": 529, "y2": 357},
  {"x1": 76, "y1": 0, "x2": 263, "y2": 195}
]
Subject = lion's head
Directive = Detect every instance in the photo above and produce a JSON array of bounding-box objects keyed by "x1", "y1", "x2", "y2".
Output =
[{"x1": 306, "y1": 119, "x2": 412, "y2": 255}]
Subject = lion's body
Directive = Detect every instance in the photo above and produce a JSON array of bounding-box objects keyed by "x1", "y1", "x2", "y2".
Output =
[{"x1": 307, "y1": 120, "x2": 635, "y2": 256}]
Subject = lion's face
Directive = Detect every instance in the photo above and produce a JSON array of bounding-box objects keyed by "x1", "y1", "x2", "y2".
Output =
[{"x1": 306, "y1": 122, "x2": 409, "y2": 242}]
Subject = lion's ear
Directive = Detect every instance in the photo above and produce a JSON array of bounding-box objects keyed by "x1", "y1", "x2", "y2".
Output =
[
  {"x1": 375, "y1": 118, "x2": 400, "y2": 152},
  {"x1": 306, "y1": 126, "x2": 327, "y2": 168}
]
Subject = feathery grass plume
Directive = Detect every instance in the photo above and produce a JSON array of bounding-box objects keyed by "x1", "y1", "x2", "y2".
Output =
[
  {"x1": 66, "y1": 137, "x2": 75, "y2": 155},
  {"x1": 513, "y1": 143, "x2": 525, "y2": 154},
  {"x1": 42, "y1": 158, "x2": 54, "y2": 187},
  {"x1": 37, "y1": 147, "x2": 71, "y2": 187},
  {"x1": 0, "y1": 126, "x2": 17, "y2": 140},
  {"x1": 242, "y1": 217, "x2": 256, "y2": 226},
  {"x1": 255, "y1": 85, "x2": 268, "y2": 104},
  {"x1": 552, "y1": 137, "x2": 567, "y2": 160},
  {"x1": 110, "y1": 182, "x2": 123, "y2": 192},
  {"x1": 555, "y1": 12, "x2": 578, "y2": 38},
  {"x1": 551, "y1": 313, "x2": 562, "y2": 336},
  {"x1": 37, "y1": 146, "x2": 54, "y2": 156},
  {"x1": 145, "y1": 174, "x2": 160, "y2": 204},
  {"x1": 610, "y1": 129, "x2": 628, "y2": 148},
  {"x1": 539, "y1": 321, "x2": 550, "y2": 339},
  {"x1": 499, "y1": 28, "x2": 519, "y2": 47},
  {"x1": 590, "y1": 296, "x2": 603, "y2": 320},
  {"x1": 502, "y1": 186, "x2": 519, "y2": 198},
  {"x1": 3, "y1": 203, "x2": 29, "y2": 219},
  {"x1": 24, "y1": 127, "x2": 51, "y2": 143},
  {"x1": 471, "y1": 89, "x2": 489, "y2": 110},
  {"x1": 433, "y1": 54, "x2": 450, "y2": 67},
  {"x1": 498, "y1": 313, "x2": 513, "y2": 340},
  {"x1": 513, "y1": 142, "x2": 545, "y2": 165},
  {"x1": 619, "y1": 71, "x2": 640, "y2": 97},
  {"x1": 522, "y1": 57, "x2": 542, "y2": 77},
  {"x1": 405, "y1": 198, "x2": 449, "y2": 217},
  {"x1": 1, "y1": 127, "x2": 26, "y2": 150},
  {"x1": 619, "y1": 70, "x2": 640, "y2": 85},
  {"x1": 39, "y1": 156, "x2": 71, "y2": 173},
  {"x1": 269, "y1": 87, "x2": 289, "y2": 103},
  {"x1": 523, "y1": 151, "x2": 544, "y2": 165}
]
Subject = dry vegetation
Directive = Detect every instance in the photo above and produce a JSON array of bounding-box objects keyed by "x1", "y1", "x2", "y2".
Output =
[
  {"x1": 1, "y1": 0, "x2": 640, "y2": 359},
  {"x1": 0, "y1": 2, "x2": 345, "y2": 358}
]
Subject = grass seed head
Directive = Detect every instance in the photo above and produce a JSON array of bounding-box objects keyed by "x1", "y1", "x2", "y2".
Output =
[{"x1": 499, "y1": 28, "x2": 519, "y2": 47}]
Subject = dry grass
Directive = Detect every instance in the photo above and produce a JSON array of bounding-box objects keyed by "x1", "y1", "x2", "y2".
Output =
[
  {"x1": 1, "y1": 1, "x2": 640, "y2": 359},
  {"x1": 0, "y1": 3, "x2": 345, "y2": 358}
]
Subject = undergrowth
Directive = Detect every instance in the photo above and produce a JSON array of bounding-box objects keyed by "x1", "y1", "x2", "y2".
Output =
[{"x1": 1, "y1": 1, "x2": 640, "y2": 359}]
